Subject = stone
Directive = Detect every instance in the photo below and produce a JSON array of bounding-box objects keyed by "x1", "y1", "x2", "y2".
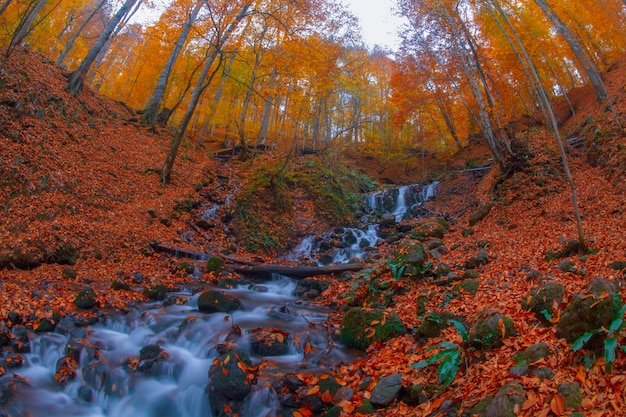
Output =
[
  {"x1": 556, "y1": 278, "x2": 620, "y2": 350},
  {"x1": 206, "y1": 257, "x2": 225, "y2": 274},
  {"x1": 416, "y1": 312, "x2": 458, "y2": 339},
  {"x1": 514, "y1": 343, "x2": 550, "y2": 365},
  {"x1": 379, "y1": 213, "x2": 396, "y2": 228},
  {"x1": 464, "y1": 250, "x2": 489, "y2": 270},
  {"x1": 143, "y1": 285, "x2": 167, "y2": 301},
  {"x1": 469, "y1": 381, "x2": 526, "y2": 417},
  {"x1": 248, "y1": 328, "x2": 290, "y2": 356},
  {"x1": 468, "y1": 202, "x2": 492, "y2": 226},
  {"x1": 61, "y1": 267, "x2": 77, "y2": 279},
  {"x1": 558, "y1": 382, "x2": 582, "y2": 409},
  {"x1": 521, "y1": 282, "x2": 565, "y2": 326},
  {"x1": 110, "y1": 280, "x2": 130, "y2": 291},
  {"x1": 454, "y1": 279, "x2": 479, "y2": 295},
  {"x1": 370, "y1": 373, "x2": 403, "y2": 407},
  {"x1": 74, "y1": 287, "x2": 97, "y2": 309},
  {"x1": 340, "y1": 308, "x2": 406, "y2": 350},
  {"x1": 557, "y1": 259, "x2": 576, "y2": 273},
  {"x1": 198, "y1": 290, "x2": 242, "y2": 313},
  {"x1": 468, "y1": 309, "x2": 516, "y2": 351},
  {"x1": 208, "y1": 351, "x2": 252, "y2": 404}
]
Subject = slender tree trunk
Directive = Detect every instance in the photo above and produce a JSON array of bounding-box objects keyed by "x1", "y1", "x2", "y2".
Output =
[
  {"x1": 201, "y1": 49, "x2": 237, "y2": 138},
  {"x1": 142, "y1": 0, "x2": 204, "y2": 125},
  {"x1": 66, "y1": 0, "x2": 140, "y2": 96},
  {"x1": 494, "y1": 0, "x2": 587, "y2": 251},
  {"x1": 161, "y1": 3, "x2": 251, "y2": 184},
  {"x1": 434, "y1": 94, "x2": 463, "y2": 151},
  {"x1": 533, "y1": 0, "x2": 608, "y2": 103},
  {"x1": 6, "y1": 0, "x2": 47, "y2": 58},
  {"x1": 0, "y1": 0, "x2": 13, "y2": 17},
  {"x1": 57, "y1": 0, "x2": 106, "y2": 65}
]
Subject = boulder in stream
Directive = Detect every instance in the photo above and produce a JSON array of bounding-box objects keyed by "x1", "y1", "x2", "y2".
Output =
[
  {"x1": 198, "y1": 290, "x2": 242, "y2": 313},
  {"x1": 248, "y1": 327, "x2": 290, "y2": 356},
  {"x1": 208, "y1": 350, "x2": 254, "y2": 415}
]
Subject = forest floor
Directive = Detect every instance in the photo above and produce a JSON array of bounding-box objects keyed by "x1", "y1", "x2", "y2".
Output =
[{"x1": 1, "y1": 47, "x2": 626, "y2": 416}]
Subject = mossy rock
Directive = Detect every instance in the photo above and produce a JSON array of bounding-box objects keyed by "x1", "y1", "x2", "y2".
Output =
[
  {"x1": 206, "y1": 257, "x2": 225, "y2": 274},
  {"x1": 609, "y1": 260, "x2": 626, "y2": 271},
  {"x1": 416, "y1": 295, "x2": 429, "y2": 317},
  {"x1": 416, "y1": 311, "x2": 457, "y2": 339},
  {"x1": 464, "y1": 250, "x2": 489, "y2": 269},
  {"x1": 49, "y1": 243, "x2": 80, "y2": 265},
  {"x1": 143, "y1": 285, "x2": 167, "y2": 301},
  {"x1": 469, "y1": 381, "x2": 526, "y2": 417},
  {"x1": 110, "y1": 280, "x2": 131, "y2": 291},
  {"x1": 432, "y1": 263, "x2": 451, "y2": 277},
  {"x1": 556, "y1": 278, "x2": 620, "y2": 349},
  {"x1": 355, "y1": 399, "x2": 376, "y2": 415},
  {"x1": 468, "y1": 309, "x2": 516, "y2": 351},
  {"x1": 468, "y1": 202, "x2": 492, "y2": 226},
  {"x1": 74, "y1": 287, "x2": 97, "y2": 309},
  {"x1": 414, "y1": 222, "x2": 447, "y2": 240},
  {"x1": 558, "y1": 382, "x2": 582, "y2": 410},
  {"x1": 462, "y1": 269, "x2": 480, "y2": 280},
  {"x1": 453, "y1": 279, "x2": 480, "y2": 295},
  {"x1": 198, "y1": 290, "x2": 242, "y2": 313},
  {"x1": 216, "y1": 278, "x2": 240, "y2": 289},
  {"x1": 208, "y1": 350, "x2": 252, "y2": 400},
  {"x1": 318, "y1": 374, "x2": 341, "y2": 396},
  {"x1": 339, "y1": 308, "x2": 406, "y2": 350},
  {"x1": 513, "y1": 342, "x2": 550, "y2": 365},
  {"x1": 557, "y1": 259, "x2": 577, "y2": 273},
  {"x1": 521, "y1": 282, "x2": 565, "y2": 325},
  {"x1": 61, "y1": 267, "x2": 77, "y2": 279},
  {"x1": 405, "y1": 243, "x2": 427, "y2": 269}
]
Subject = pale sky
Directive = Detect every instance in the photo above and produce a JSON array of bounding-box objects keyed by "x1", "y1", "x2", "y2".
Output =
[{"x1": 341, "y1": 0, "x2": 405, "y2": 51}]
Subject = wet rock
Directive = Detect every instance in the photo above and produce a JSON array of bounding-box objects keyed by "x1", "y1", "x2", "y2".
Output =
[
  {"x1": 74, "y1": 287, "x2": 97, "y2": 309},
  {"x1": 379, "y1": 213, "x2": 397, "y2": 228},
  {"x1": 3, "y1": 354, "x2": 24, "y2": 368},
  {"x1": 208, "y1": 350, "x2": 253, "y2": 401},
  {"x1": 558, "y1": 382, "x2": 582, "y2": 409},
  {"x1": 138, "y1": 344, "x2": 166, "y2": 376},
  {"x1": 249, "y1": 328, "x2": 290, "y2": 356},
  {"x1": 7, "y1": 312, "x2": 22, "y2": 325},
  {"x1": 295, "y1": 279, "x2": 330, "y2": 299},
  {"x1": 267, "y1": 305, "x2": 295, "y2": 321},
  {"x1": 468, "y1": 309, "x2": 516, "y2": 351},
  {"x1": 468, "y1": 381, "x2": 526, "y2": 417},
  {"x1": 217, "y1": 278, "x2": 240, "y2": 289},
  {"x1": 35, "y1": 318, "x2": 57, "y2": 333},
  {"x1": 206, "y1": 257, "x2": 225, "y2": 274},
  {"x1": 0, "y1": 328, "x2": 10, "y2": 347},
  {"x1": 521, "y1": 282, "x2": 565, "y2": 325},
  {"x1": 77, "y1": 385, "x2": 93, "y2": 402},
  {"x1": 370, "y1": 373, "x2": 403, "y2": 407},
  {"x1": 54, "y1": 356, "x2": 78, "y2": 385},
  {"x1": 556, "y1": 278, "x2": 620, "y2": 350},
  {"x1": 198, "y1": 290, "x2": 242, "y2": 313},
  {"x1": 11, "y1": 326, "x2": 30, "y2": 353},
  {"x1": 143, "y1": 284, "x2": 168, "y2": 301},
  {"x1": 340, "y1": 308, "x2": 406, "y2": 350}
]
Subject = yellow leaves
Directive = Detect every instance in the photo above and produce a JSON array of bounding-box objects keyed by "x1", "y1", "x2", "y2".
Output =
[
  {"x1": 307, "y1": 385, "x2": 320, "y2": 396},
  {"x1": 276, "y1": 333, "x2": 285, "y2": 343}
]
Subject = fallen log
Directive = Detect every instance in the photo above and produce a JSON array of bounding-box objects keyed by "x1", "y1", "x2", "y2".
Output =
[
  {"x1": 226, "y1": 263, "x2": 366, "y2": 279},
  {"x1": 150, "y1": 241, "x2": 209, "y2": 260}
]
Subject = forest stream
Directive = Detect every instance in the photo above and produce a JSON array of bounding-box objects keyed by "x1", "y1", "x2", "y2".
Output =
[{"x1": 0, "y1": 183, "x2": 437, "y2": 417}]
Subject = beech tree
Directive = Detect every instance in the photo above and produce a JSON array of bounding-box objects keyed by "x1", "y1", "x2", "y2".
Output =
[{"x1": 66, "y1": 0, "x2": 141, "y2": 96}]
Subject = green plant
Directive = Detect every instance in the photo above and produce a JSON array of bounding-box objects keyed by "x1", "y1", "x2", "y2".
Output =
[
  {"x1": 389, "y1": 260, "x2": 407, "y2": 281},
  {"x1": 411, "y1": 319, "x2": 468, "y2": 395},
  {"x1": 571, "y1": 298, "x2": 626, "y2": 372}
]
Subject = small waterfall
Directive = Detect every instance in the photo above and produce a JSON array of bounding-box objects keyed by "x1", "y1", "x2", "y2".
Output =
[{"x1": 392, "y1": 185, "x2": 409, "y2": 222}]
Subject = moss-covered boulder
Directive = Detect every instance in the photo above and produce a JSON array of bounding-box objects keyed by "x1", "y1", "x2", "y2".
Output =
[
  {"x1": 216, "y1": 278, "x2": 240, "y2": 289},
  {"x1": 198, "y1": 290, "x2": 241, "y2": 313},
  {"x1": 453, "y1": 279, "x2": 480, "y2": 295},
  {"x1": 522, "y1": 282, "x2": 565, "y2": 325},
  {"x1": 340, "y1": 308, "x2": 406, "y2": 350},
  {"x1": 249, "y1": 328, "x2": 290, "y2": 356},
  {"x1": 413, "y1": 221, "x2": 447, "y2": 240},
  {"x1": 557, "y1": 382, "x2": 582, "y2": 410},
  {"x1": 469, "y1": 381, "x2": 526, "y2": 417},
  {"x1": 416, "y1": 312, "x2": 458, "y2": 339},
  {"x1": 468, "y1": 309, "x2": 516, "y2": 351},
  {"x1": 206, "y1": 257, "x2": 225, "y2": 274},
  {"x1": 208, "y1": 350, "x2": 253, "y2": 416},
  {"x1": 110, "y1": 279, "x2": 131, "y2": 291},
  {"x1": 61, "y1": 267, "x2": 77, "y2": 279},
  {"x1": 74, "y1": 287, "x2": 97, "y2": 309},
  {"x1": 49, "y1": 243, "x2": 80, "y2": 265},
  {"x1": 556, "y1": 278, "x2": 620, "y2": 349},
  {"x1": 405, "y1": 243, "x2": 427, "y2": 269},
  {"x1": 143, "y1": 284, "x2": 167, "y2": 301}
]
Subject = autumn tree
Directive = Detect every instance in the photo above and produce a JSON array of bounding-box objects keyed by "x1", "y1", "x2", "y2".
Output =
[
  {"x1": 5, "y1": 0, "x2": 49, "y2": 58},
  {"x1": 66, "y1": 0, "x2": 141, "y2": 96}
]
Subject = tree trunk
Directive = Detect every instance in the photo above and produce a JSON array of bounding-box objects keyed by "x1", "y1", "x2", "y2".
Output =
[
  {"x1": 66, "y1": 0, "x2": 140, "y2": 96},
  {"x1": 142, "y1": 0, "x2": 204, "y2": 126},
  {"x1": 533, "y1": 0, "x2": 609, "y2": 103},
  {"x1": 6, "y1": 0, "x2": 47, "y2": 58},
  {"x1": 201, "y1": 49, "x2": 237, "y2": 138},
  {"x1": 57, "y1": 0, "x2": 106, "y2": 65},
  {"x1": 161, "y1": 3, "x2": 251, "y2": 184},
  {"x1": 493, "y1": 0, "x2": 587, "y2": 251},
  {"x1": 0, "y1": 0, "x2": 13, "y2": 17}
]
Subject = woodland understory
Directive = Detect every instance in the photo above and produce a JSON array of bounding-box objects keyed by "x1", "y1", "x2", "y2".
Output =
[{"x1": 1, "y1": 0, "x2": 626, "y2": 416}]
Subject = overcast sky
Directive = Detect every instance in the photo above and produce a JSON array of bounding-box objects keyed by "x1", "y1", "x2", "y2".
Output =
[{"x1": 341, "y1": 0, "x2": 405, "y2": 51}]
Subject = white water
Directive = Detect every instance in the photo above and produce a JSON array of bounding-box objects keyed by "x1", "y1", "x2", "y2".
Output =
[
  {"x1": 291, "y1": 181, "x2": 438, "y2": 264},
  {"x1": 0, "y1": 276, "x2": 357, "y2": 417}
]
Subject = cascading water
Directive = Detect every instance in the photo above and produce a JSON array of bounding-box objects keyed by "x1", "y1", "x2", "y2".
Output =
[
  {"x1": 290, "y1": 181, "x2": 438, "y2": 264},
  {"x1": 0, "y1": 276, "x2": 360, "y2": 417}
]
